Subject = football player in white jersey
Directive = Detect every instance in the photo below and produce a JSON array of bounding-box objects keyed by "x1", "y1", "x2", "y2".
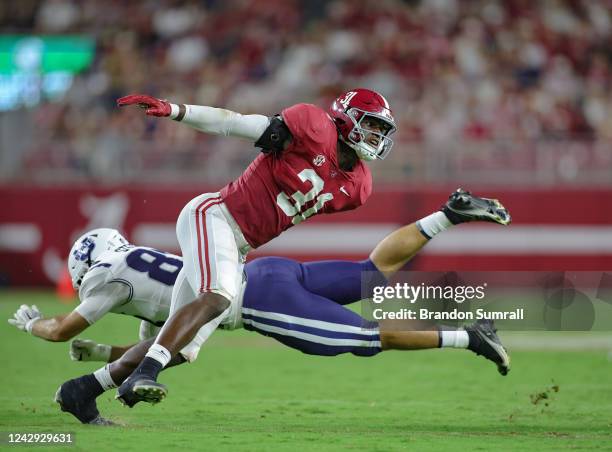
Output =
[{"x1": 8, "y1": 228, "x2": 185, "y2": 370}]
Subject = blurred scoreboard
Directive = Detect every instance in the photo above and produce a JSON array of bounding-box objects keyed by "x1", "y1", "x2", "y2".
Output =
[{"x1": 0, "y1": 35, "x2": 94, "y2": 110}]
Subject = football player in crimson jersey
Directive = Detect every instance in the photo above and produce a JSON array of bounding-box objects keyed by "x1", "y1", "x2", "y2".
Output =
[
  {"x1": 115, "y1": 89, "x2": 398, "y2": 404},
  {"x1": 49, "y1": 189, "x2": 511, "y2": 424}
]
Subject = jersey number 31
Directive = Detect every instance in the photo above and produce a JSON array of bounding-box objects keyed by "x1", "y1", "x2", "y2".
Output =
[{"x1": 276, "y1": 169, "x2": 333, "y2": 225}]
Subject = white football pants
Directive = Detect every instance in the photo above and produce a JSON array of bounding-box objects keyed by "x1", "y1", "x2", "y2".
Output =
[{"x1": 160, "y1": 192, "x2": 250, "y2": 362}]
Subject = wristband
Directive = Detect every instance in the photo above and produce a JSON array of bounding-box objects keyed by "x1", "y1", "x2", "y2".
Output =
[
  {"x1": 25, "y1": 318, "x2": 39, "y2": 334},
  {"x1": 170, "y1": 103, "x2": 186, "y2": 121}
]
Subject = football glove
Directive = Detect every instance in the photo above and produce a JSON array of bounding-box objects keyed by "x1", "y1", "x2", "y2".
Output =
[
  {"x1": 117, "y1": 94, "x2": 171, "y2": 117},
  {"x1": 70, "y1": 338, "x2": 112, "y2": 362},
  {"x1": 8, "y1": 304, "x2": 42, "y2": 333}
]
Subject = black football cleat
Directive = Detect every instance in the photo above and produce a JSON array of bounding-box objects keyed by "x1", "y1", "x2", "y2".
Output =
[
  {"x1": 466, "y1": 319, "x2": 510, "y2": 376},
  {"x1": 443, "y1": 188, "x2": 511, "y2": 225},
  {"x1": 116, "y1": 377, "x2": 167, "y2": 407},
  {"x1": 55, "y1": 378, "x2": 114, "y2": 425}
]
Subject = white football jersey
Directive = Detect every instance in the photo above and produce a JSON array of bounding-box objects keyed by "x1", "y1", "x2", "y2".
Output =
[{"x1": 74, "y1": 245, "x2": 182, "y2": 326}]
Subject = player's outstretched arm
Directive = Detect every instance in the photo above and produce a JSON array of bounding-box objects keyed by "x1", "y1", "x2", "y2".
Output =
[
  {"x1": 117, "y1": 94, "x2": 270, "y2": 141},
  {"x1": 8, "y1": 305, "x2": 89, "y2": 342}
]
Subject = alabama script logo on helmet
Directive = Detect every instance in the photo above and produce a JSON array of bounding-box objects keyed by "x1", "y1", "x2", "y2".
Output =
[{"x1": 329, "y1": 88, "x2": 397, "y2": 161}]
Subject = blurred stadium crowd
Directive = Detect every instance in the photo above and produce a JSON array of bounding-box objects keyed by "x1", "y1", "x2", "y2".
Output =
[{"x1": 1, "y1": 0, "x2": 611, "y2": 185}]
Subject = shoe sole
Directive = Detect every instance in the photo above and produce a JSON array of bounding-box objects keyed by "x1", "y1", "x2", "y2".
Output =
[
  {"x1": 447, "y1": 191, "x2": 511, "y2": 226},
  {"x1": 447, "y1": 201, "x2": 511, "y2": 225},
  {"x1": 133, "y1": 383, "x2": 167, "y2": 404}
]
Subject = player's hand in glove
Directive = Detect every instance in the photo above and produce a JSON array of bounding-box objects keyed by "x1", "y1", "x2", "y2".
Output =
[
  {"x1": 70, "y1": 338, "x2": 112, "y2": 362},
  {"x1": 116, "y1": 94, "x2": 171, "y2": 117},
  {"x1": 8, "y1": 304, "x2": 42, "y2": 333}
]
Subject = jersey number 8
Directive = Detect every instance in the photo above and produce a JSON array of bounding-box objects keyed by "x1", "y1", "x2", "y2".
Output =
[{"x1": 126, "y1": 249, "x2": 182, "y2": 286}]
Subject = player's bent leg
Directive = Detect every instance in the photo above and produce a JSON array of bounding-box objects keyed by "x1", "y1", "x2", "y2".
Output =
[
  {"x1": 300, "y1": 258, "x2": 387, "y2": 305},
  {"x1": 153, "y1": 292, "x2": 230, "y2": 356},
  {"x1": 153, "y1": 193, "x2": 241, "y2": 358},
  {"x1": 115, "y1": 268, "x2": 197, "y2": 405},
  {"x1": 116, "y1": 292, "x2": 231, "y2": 406},
  {"x1": 118, "y1": 195, "x2": 244, "y2": 406},
  {"x1": 243, "y1": 258, "x2": 381, "y2": 357}
]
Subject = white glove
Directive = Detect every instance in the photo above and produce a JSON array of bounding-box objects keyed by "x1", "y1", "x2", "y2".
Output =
[
  {"x1": 8, "y1": 304, "x2": 42, "y2": 333},
  {"x1": 69, "y1": 338, "x2": 112, "y2": 362}
]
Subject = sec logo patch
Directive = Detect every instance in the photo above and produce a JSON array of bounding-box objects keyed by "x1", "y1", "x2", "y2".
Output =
[{"x1": 312, "y1": 155, "x2": 326, "y2": 167}]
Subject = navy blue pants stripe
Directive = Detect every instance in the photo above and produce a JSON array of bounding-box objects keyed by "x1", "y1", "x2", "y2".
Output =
[
  {"x1": 243, "y1": 320, "x2": 380, "y2": 357},
  {"x1": 241, "y1": 312, "x2": 378, "y2": 342}
]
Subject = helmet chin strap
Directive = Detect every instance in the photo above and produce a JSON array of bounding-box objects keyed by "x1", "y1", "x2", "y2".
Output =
[
  {"x1": 339, "y1": 136, "x2": 375, "y2": 162},
  {"x1": 355, "y1": 145, "x2": 377, "y2": 161}
]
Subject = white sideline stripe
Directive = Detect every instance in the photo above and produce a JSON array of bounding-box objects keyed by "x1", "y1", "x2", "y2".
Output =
[
  {"x1": 241, "y1": 307, "x2": 379, "y2": 336},
  {"x1": 132, "y1": 223, "x2": 612, "y2": 255},
  {"x1": 243, "y1": 318, "x2": 382, "y2": 348},
  {"x1": 257, "y1": 223, "x2": 398, "y2": 253},
  {"x1": 427, "y1": 226, "x2": 612, "y2": 255},
  {"x1": 0, "y1": 224, "x2": 41, "y2": 252},
  {"x1": 259, "y1": 224, "x2": 612, "y2": 255},
  {"x1": 501, "y1": 333, "x2": 612, "y2": 351},
  {"x1": 132, "y1": 223, "x2": 180, "y2": 249}
]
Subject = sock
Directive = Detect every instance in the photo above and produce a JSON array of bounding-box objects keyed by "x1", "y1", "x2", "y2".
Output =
[
  {"x1": 78, "y1": 373, "x2": 106, "y2": 399},
  {"x1": 439, "y1": 329, "x2": 470, "y2": 348},
  {"x1": 134, "y1": 357, "x2": 164, "y2": 381},
  {"x1": 416, "y1": 211, "x2": 452, "y2": 239},
  {"x1": 145, "y1": 343, "x2": 172, "y2": 368},
  {"x1": 93, "y1": 365, "x2": 117, "y2": 391},
  {"x1": 133, "y1": 344, "x2": 172, "y2": 381}
]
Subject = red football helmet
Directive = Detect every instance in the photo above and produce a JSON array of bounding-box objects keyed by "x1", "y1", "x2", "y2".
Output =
[{"x1": 329, "y1": 88, "x2": 397, "y2": 161}]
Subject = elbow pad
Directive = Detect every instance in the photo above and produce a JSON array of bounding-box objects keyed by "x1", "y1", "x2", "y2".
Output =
[{"x1": 254, "y1": 115, "x2": 292, "y2": 155}]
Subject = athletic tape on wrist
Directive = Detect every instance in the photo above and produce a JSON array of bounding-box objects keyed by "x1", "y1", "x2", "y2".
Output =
[
  {"x1": 173, "y1": 104, "x2": 186, "y2": 122},
  {"x1": 25, "y1": 318, "x2": 38, "y2": 334}
]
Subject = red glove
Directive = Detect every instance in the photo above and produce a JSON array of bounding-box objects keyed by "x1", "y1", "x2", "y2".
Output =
[{"x1": 117, "y1": 94, "x2": 171, "y2": 117}]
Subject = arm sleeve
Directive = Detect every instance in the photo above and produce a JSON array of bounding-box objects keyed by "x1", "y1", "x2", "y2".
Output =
[
  {"x1": 170, "y1": 104, "x2": 270, "y2": 142},
  {"x1": 74, "y1": 273, "x2": 131, "y2": 324}
]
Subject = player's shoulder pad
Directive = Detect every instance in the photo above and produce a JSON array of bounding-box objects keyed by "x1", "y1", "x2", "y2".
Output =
[
  {"x1": 254, "y1": 115, "x2": 292, "y2": 155},
  {"x1": 281, "y1": 103, "x2": 336, "y2": 145},
  {"x1": 78, "y1": 249, "x2": 120, "y2": 296},
  {"x1": 79, "y1": 264, "x2": 112, "y2": 299}
]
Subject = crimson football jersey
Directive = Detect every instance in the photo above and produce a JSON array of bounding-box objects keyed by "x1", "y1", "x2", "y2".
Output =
[{"x1": 220, "y1": 103, "x2": 372, "y2": 249}]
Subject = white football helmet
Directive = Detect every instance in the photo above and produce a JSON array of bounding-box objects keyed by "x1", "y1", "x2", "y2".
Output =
[{"x1": 67, "y1": 228, "x2": 129, "y2": 289}]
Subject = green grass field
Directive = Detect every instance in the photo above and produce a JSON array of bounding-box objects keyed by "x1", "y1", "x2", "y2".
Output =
[{"x1": 1, "y1": 291, "x2": 611, "y2": 451}]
